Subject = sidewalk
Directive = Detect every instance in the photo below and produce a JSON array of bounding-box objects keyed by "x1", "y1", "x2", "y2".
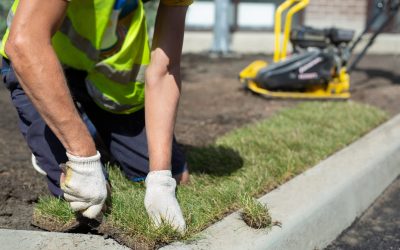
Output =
[{"x1": 0, "y1": 229, "x2": 129, "y2": 250}]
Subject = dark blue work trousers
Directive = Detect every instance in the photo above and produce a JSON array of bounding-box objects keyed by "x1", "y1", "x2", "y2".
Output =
[{"x1": 1, "y1": 58, "x2": 186, "y2": 197}]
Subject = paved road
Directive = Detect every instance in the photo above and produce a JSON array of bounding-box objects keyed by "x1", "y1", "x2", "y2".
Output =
[{"x1": 326, "y1": 176, "x2": 400, "y2": 250}]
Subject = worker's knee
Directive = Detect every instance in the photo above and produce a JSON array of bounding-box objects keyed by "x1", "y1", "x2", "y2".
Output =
[{"x1": 174, "y1": 168, "x2": 190, "y2": 185}]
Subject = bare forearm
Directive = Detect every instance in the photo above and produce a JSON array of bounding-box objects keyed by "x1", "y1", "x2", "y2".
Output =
[
  {"x1": 145, "y1": 5, "x2": 187, "y2": 171},
  {"x1": 145, "y1": 69, "x2": 181, "y2": 170},
  {"x1": 6, "y1": 42, "x2": 96, "y2": 157},
  {"x1": 4, "y1": 0, "x2": 96, "y2": 157}
]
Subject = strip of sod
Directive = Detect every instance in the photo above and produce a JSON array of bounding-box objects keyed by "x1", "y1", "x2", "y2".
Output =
[{"x1": 33, "y1": 101, "x2": 388, "y2": 249}]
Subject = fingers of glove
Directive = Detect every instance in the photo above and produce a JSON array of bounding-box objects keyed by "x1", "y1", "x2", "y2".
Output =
[
  {"x1": 63, "y1": 192, "x2": 87, "y2": 203},
  {"x1": 145, "y1": 171, "x2": 186, "y2": 232},
  {"x1": 81, "y1": 203, "x2": 104, "y2": 219},
  {"x1": 61, "y1": 183, "x2": 80, "y2": 198},
  {"x1": 162, "y1": 206, "x2": 186, "y2": 233},
  {"x1": 60, "y1": 182, "x2": 73, "y2": 195},
  {"x1": 145, "y1": 191, "x2": 186, "y2": 233},
  {"x1": 69, "y1": 201, "x2": 91, "y2": 212},
  {"x1": 146, "y1": 206, "x2": 186, "y2": 233},
  {"x1": 147, "y1": 211, "x2": 162, "y2": 227}
]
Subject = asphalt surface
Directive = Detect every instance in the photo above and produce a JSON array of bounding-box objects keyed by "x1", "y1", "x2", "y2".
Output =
[{"x1": 326, "y1": 176, "x2": 400, "y2": 250}]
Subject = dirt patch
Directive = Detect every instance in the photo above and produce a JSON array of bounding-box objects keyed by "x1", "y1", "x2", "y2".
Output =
[
  {"x1": 177, "y1": 54, "x2": 295, "y2": 146},
  {"x1": 0, "y1": 54, "x2": 399, "y2": 231},
  {"x1": 0, "y1": 86, "x2": 48, "y2": 230},
  {"x1": 349, "y1": 54, "x2": 400, "y2": 115}
]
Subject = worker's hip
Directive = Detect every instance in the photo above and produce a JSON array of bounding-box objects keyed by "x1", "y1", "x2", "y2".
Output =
[{"x1": 1, "y1": 58, "x2": 18, "y2": 91}]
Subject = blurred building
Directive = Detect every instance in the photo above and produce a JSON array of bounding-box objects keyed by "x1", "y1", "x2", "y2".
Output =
[{"x1": 183, "y1": 0, "x2": 400, "y2": 54}]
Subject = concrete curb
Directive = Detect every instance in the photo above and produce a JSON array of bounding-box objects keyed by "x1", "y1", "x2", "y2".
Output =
[
  {"x1": 162, "y1": 114, "x2": 400, "y2": 250},
  {"x1": 0, "y1": 229, "x2": 129, "y2": 250}
]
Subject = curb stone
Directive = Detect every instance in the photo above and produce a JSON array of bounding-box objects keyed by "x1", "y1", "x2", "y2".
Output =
[{"x1": 0, "y1": 229, "x2": 129, "y2": 250}]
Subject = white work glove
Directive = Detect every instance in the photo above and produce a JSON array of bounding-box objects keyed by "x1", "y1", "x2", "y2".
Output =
[
  {"x1": 61, "y1": 151, "x2": 107, "y2": 219},
  {"x1": 144, "y1": 170, "x2": 186, "y2": 233}
]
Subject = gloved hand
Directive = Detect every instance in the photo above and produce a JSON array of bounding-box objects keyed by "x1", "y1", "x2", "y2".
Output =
[
  {"x1": 61, "y1": 151, "x2": 107, "y2": 219},
  {"x1": 144, "y1": 170, "x2": 186, "y2": 233}
]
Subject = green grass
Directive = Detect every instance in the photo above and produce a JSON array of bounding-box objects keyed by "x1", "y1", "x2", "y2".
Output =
[
  {"x1": 33, "y1": 102, "x2": 388, "y2": 249},
  {"x1": 239, "y1": 194, "x2": 274, "y2": 229},
  {"x1": 35, "y1": 197, "x2": 75, "y2": 224}
]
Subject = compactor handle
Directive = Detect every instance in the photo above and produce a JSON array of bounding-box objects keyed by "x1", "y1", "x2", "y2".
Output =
[{"x1": 273, "y1": 0, "x2": 309, "y2": 62}]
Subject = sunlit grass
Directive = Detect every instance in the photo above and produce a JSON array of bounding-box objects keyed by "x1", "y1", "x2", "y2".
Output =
[
  {"x1": 33, "y1": 101, "x2": 387, "y2": 249},
  {"x1": 239, "y1": 194, "x2": 273, "y2": 229}
]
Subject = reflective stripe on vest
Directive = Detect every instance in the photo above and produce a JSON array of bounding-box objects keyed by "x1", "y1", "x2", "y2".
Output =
[
  {"x1": 95, "y1": 62, "x2": 146, "y2": 84},
  {"x1": 58, "y1": 16, "x2": 147, "y2": 85},
  {"x1": 58, "y1": 17, "x2": 99, "y2": 62},
  {"x1": 56, "y1": 0, "x2": 150, "y2": 114},
  {"x1": 85, "y1": 79, "x2": 144, "y2": 113}
]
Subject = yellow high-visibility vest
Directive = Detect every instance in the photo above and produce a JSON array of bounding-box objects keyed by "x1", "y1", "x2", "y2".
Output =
[{"x1": 1, "y1": 0, "x2": 151, "y2": 114}]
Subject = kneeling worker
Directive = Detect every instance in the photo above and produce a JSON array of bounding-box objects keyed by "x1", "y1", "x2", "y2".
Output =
[{"x1": 0, "y1": 0, "x2": 192, "y2": 232}]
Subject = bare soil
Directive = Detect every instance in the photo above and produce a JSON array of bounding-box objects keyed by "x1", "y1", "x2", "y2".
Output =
[{"x1": 0, "y1": 54, "x2": 399, "y2": 231}]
